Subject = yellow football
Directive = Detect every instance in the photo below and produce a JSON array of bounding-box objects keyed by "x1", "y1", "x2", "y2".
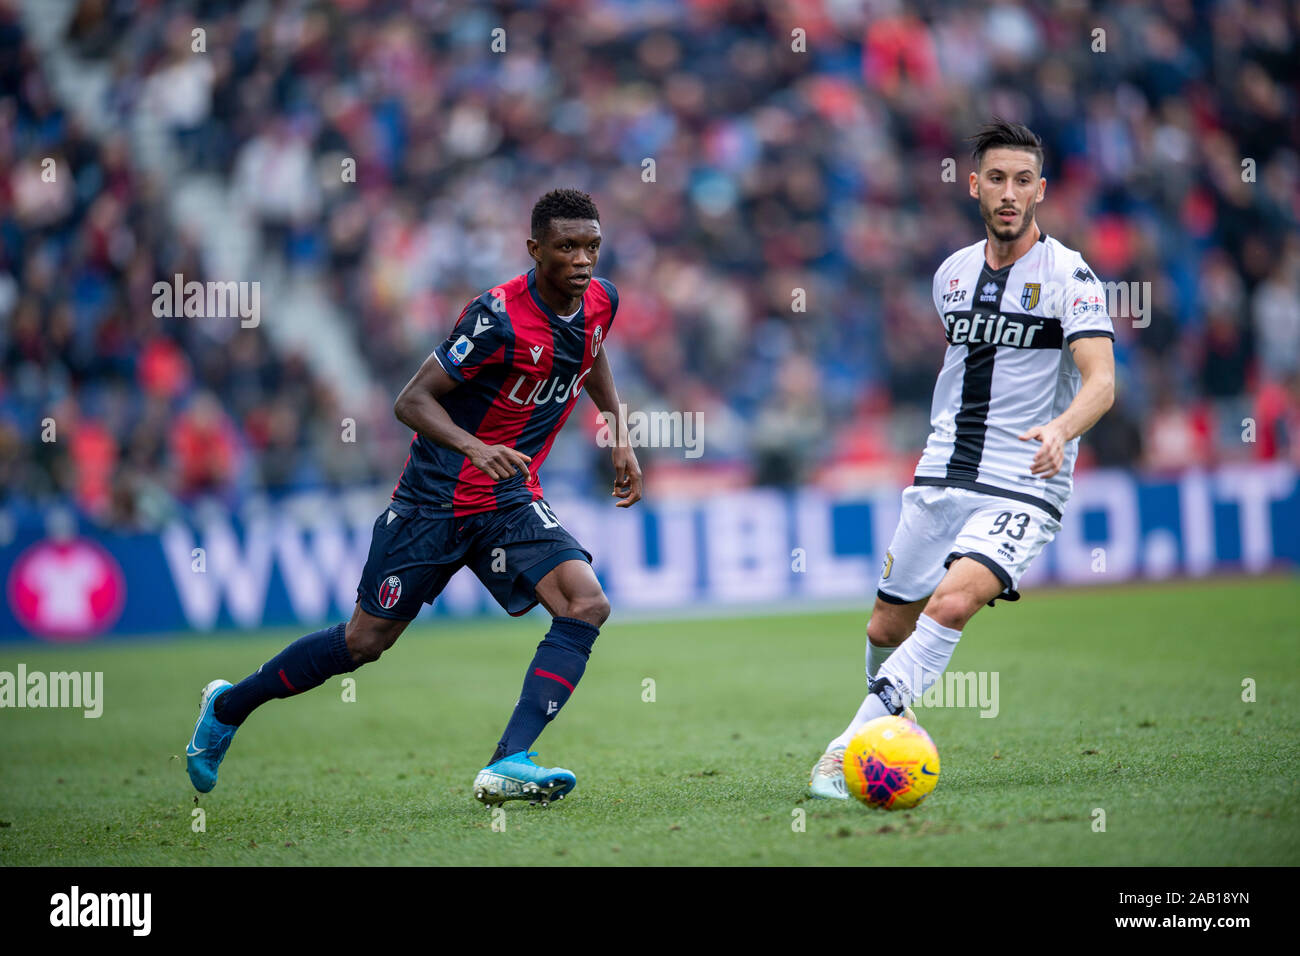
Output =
[{"x1": 843, "y1": 715, "x2": 941, "y2": 810}]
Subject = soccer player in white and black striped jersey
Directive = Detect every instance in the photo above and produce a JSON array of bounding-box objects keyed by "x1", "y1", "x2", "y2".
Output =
[{"x1": 810, "y1": 120, "x2": 1116, "y2": 799}]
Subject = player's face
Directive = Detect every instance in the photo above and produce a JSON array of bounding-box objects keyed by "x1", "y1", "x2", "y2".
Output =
[
  {"x1": 969, "y1": 149, "x2": 1045, "y2": 242},
  {"x1": 528, "y1": 219, "x2": 602, "y2": 300}
]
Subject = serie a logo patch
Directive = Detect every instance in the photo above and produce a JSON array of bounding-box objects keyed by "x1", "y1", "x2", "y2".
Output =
[
  {"x1": 378, "y1": 575, "x2": 402, "y2": 609},
  {"x1": 448, "y1": 335, "x2": 474, "y2": 366}
]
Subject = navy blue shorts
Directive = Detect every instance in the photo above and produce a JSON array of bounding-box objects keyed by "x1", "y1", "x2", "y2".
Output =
[{"x1": 356, "y1": 498, "x2": 591, "y2": 621}]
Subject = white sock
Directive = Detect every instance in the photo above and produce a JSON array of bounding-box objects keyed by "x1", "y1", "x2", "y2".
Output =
[
  {"x1": 827, "y1": 690, "x2": 884, "y2": 751},
  {"x1": 878, "y1": 613, "x2": 962, "y2": 704},
  {"x1": 826, "y1": 614, "x2": 961, "y2": 751},
  {"x1": 826, "y1": 632, "x2": 898, "y2": 751}
]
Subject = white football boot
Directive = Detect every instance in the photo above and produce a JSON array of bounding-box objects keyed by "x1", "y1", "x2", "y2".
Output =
[
  {"x1": 809, "y1": 704, "x2": 917, "y2": 800},
  {"x1": 808, "y1": 747, "x2": 849, "y2": 800}
]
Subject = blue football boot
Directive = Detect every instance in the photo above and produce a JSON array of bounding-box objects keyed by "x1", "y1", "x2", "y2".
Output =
[
  {"x1": 186, "y1": 679, "x2": 238, "y2": 793},
  {"x1": 473, "y1": 751, "x2": 576, "y2": 807}
]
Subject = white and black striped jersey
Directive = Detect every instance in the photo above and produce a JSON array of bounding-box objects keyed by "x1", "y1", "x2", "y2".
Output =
[{"x1": 913, "y1": 233, "x2": 1114, "y2": 519}]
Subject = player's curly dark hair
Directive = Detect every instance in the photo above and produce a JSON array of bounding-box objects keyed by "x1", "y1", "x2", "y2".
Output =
[
  {"x1": 530, "y1": 188, "x2": 600, "y2": 240},
  {"x1": 968, "y1": 118, "x2": 1044, "y2": 171}
]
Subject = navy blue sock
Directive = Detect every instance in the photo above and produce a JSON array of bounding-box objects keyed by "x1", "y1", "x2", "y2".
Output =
[
  {"x1": 214, "y1": 622, "x2": 357, "y2": 726},
  {"x1": 492, "y1": 616, "x2": 599, "y2": 763}
]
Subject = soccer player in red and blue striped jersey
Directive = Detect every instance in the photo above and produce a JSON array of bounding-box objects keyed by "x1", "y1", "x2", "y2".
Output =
[{"x1": 185, "y1": 189, "x2": 643, "y2": 807}]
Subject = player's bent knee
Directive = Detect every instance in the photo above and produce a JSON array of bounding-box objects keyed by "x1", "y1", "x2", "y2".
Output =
[
  {"x1": 345, "y1": 629, "x2": 383, "y2": 665},
  {"x1": 559, "y1": 591, "x2": 610, "y2": 628},
  {"x1": 868, "y1": 597, "x2": 923, "y2": 646},
  {"x1": 924, "y1": 590, "x2": 981, "y2": 631},
  {"x1": 345, "y1": 619, "x2": 404, "y2": 664},
  {"x1": 866, "y1": 614, "x2": 909, "y2": 648}
]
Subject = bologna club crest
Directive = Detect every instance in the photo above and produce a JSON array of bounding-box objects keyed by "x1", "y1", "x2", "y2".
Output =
[{"x1": 378, "y1": 575, "x2": 402, "y2": 610}]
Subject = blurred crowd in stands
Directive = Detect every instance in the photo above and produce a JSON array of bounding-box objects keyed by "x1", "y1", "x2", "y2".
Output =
[{"x1": 2, "y1": 0, "x2": 1297, "y2": 529}]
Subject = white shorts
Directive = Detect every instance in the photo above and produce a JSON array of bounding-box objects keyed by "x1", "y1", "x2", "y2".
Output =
[{"x1": 876, "y1": 485, "x2": 1062, "y2": 606}]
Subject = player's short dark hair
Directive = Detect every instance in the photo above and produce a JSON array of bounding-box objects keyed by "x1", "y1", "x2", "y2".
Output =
[
  {"x1": 531, "y1": 188, "x2": 600, "y2": 240},
  {"x1": 968, "y1": 119, "x2": 1044, "y2": 172}
]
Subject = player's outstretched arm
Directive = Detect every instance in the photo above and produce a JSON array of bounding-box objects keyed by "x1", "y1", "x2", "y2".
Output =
[
  {"x1": 1018, "y1": 336, "x2": 1116, "y2": 479},
  {"x1": 393, "y1": 353, "x2": 532, "y2": 480},
  {"x1": 584, "y1": 348, "x2": 643, "y2": 508}
]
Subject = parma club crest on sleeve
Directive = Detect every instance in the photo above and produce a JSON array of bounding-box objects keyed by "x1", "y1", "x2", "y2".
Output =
[{"x1": 378, "y1": 575, "x2": 403, "y2": 610}]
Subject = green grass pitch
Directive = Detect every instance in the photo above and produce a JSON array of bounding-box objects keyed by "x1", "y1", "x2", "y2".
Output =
[{"x1": 2, "y1": 576, "x2": 1297, "y2": 866}]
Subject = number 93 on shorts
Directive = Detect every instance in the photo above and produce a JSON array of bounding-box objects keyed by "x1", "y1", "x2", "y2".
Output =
[{"x1": 876, "y1": 485, "x2": 1062, "y2": 605}]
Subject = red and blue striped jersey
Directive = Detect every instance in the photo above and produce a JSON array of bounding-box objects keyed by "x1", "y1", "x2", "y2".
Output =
[{"x1": 390, "y1": 269, "x2": 618, "y2": 517}]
